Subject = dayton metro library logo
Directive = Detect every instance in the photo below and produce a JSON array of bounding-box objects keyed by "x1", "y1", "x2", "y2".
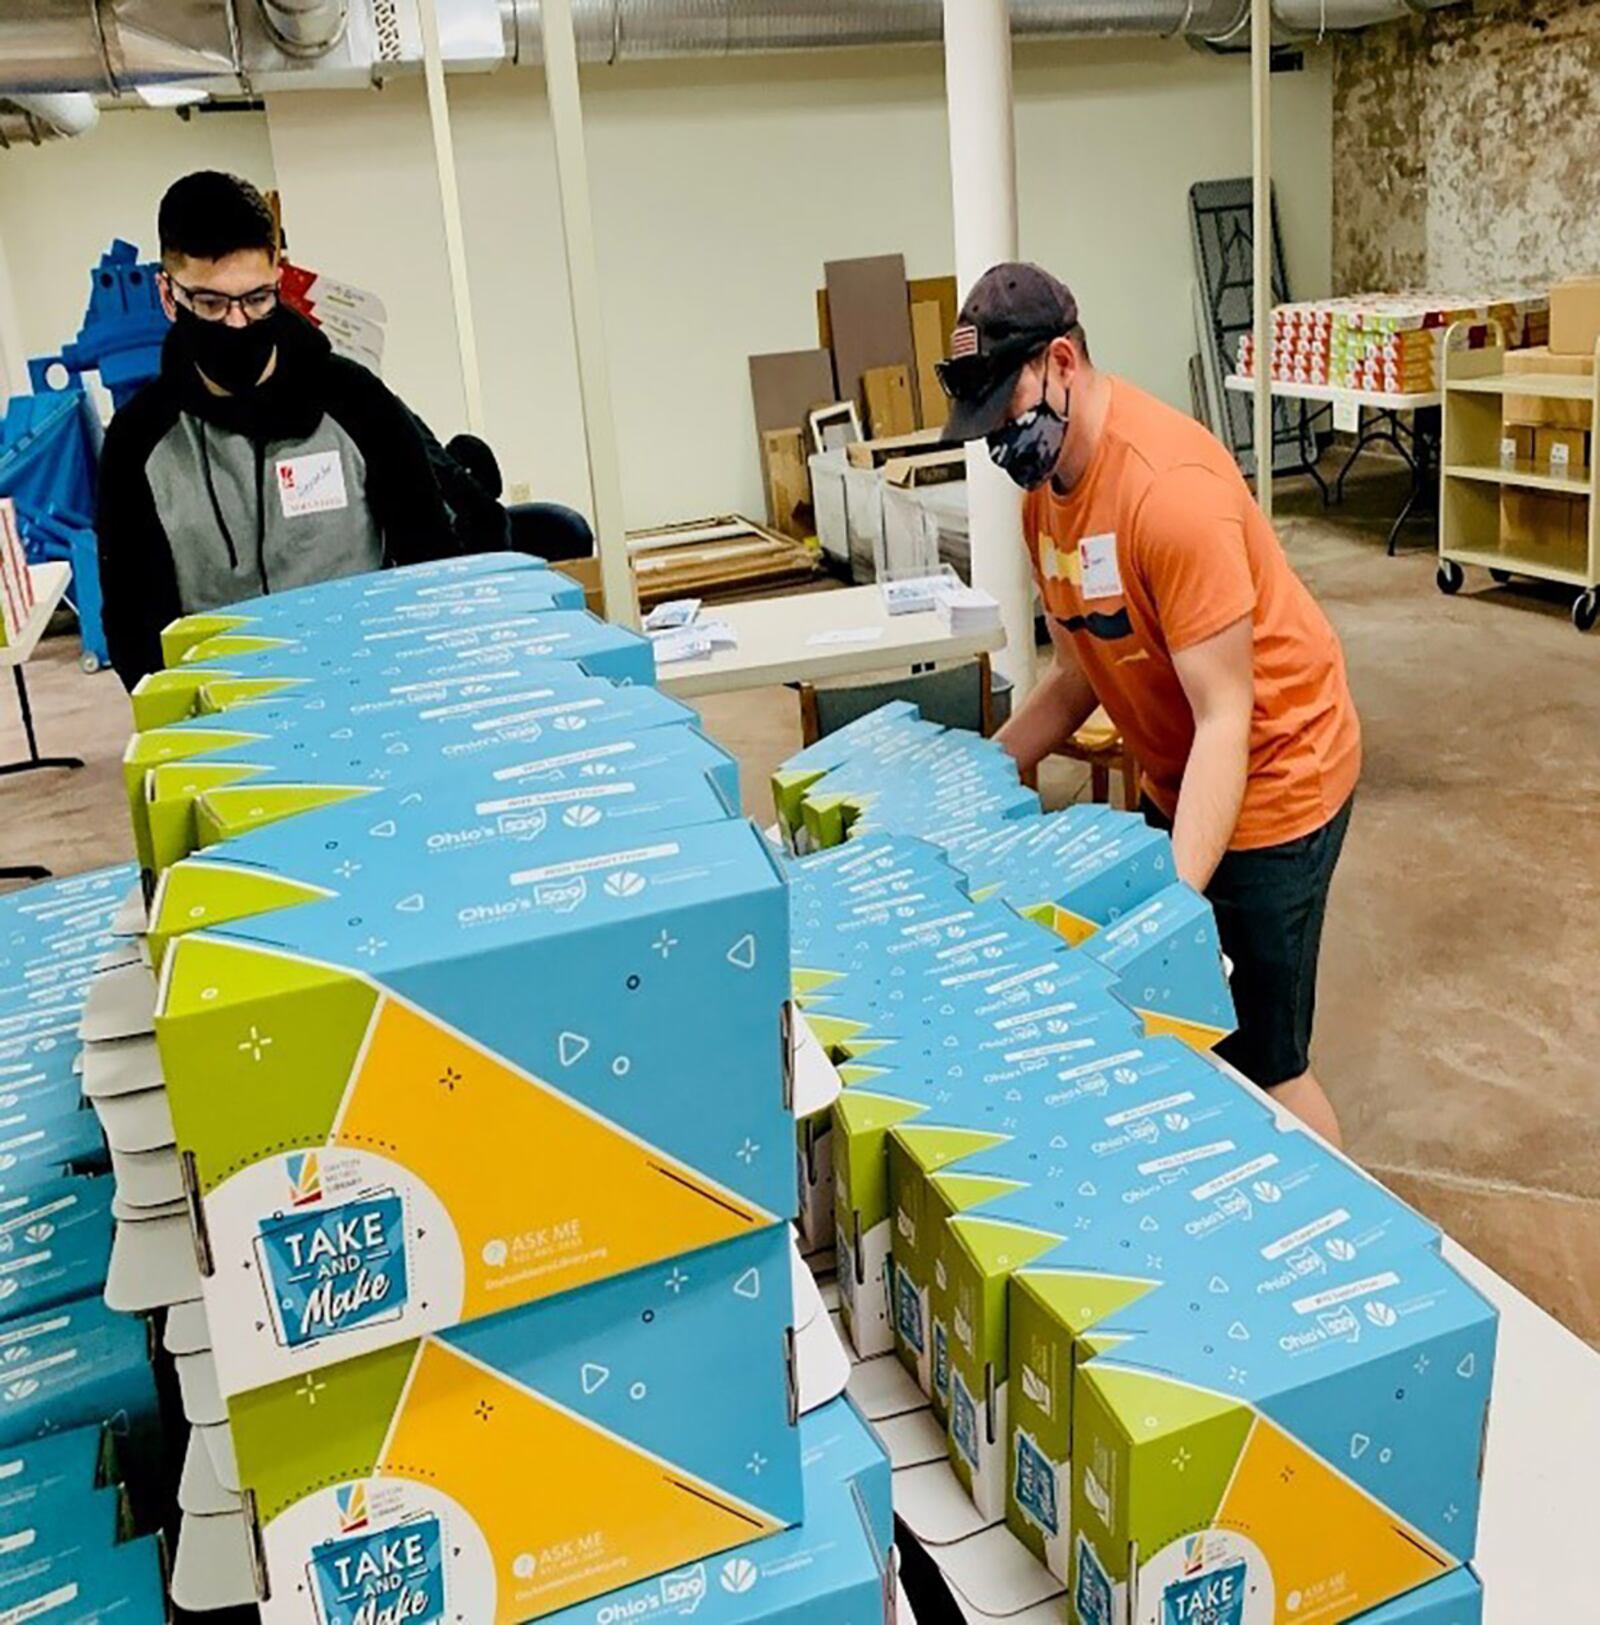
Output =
[{"x1": 288, "y1": 1152, "x2": 324, "y2": 1208}]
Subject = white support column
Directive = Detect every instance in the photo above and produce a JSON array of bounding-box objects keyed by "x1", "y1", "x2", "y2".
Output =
[
  {"x1": 416, "y1": 0, "x2": 486, "y2": 435},
  {"x1": 942, "y1": 0, "x2": 1037, "y2": 697},
  {"x1": 539, "y1": 0, "x2": 638, "y2": 628},
  {"x1": 1252, "y1": 0, "x2": 1274, "y2": 521}
]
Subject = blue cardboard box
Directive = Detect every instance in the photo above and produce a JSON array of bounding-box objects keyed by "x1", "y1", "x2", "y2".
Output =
[
  {"x1": 155, "y1": 817, "x2": 795, "y2": 1397},
  {"x1": 540, "y1": 1396, "x2": 892, "y2": 1625}
]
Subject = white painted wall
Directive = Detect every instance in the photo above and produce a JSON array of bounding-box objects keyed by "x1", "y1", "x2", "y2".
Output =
[
  {"x1": 0, "y1": 107, "x2": 277, "y2": 370},
  {"x1": 0, "y1": 40, "x2": 1332, "y2": 528}
]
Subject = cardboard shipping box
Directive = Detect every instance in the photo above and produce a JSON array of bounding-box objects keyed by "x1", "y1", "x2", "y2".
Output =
[
  {"x1": 539, "y1": 1396, "x2": 893, "y2": 1625},
  {"x1": 1533, "y1": 425, "x2": 1587, "y2": 473},
  {"x1": 1500, "y1": 488, "x2": 1586, "y2": 567},
  {"x1": 1549, "y1": 274, "x2": 1600, "y2": 357},
  {"x1": 155, "y1": 817, "x2": 795, "y2": 1398},
  {"x1": 234, "y1": 1226, "x2": 802, "y2": 1625},
  {"x1": 1503, "y1": 344, "x2": 1592, "y2": 430},
  {"x1": 1069, "y1": 1244, "x2": 1494, "y2": 1625}
]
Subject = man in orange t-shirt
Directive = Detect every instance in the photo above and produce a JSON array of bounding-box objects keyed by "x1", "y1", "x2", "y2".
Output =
[{"x1": 941, "y1": 264, "x2": 1361, "y2": 1143}]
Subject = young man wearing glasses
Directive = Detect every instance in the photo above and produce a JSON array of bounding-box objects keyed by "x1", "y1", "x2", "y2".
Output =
[
  {"x1": 97, "y1": 170, "x2": 456, "y2": 688},
  {"x1": 940, "y1": 264, "x2": 1361, "y2": 1145}
]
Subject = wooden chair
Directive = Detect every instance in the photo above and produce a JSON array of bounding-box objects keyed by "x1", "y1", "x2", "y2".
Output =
[
  {"x1": 1060, "y1": 706, "x2": 1142, "y2": 811},
  {"x1": 798, "y1": 653, "x2": 996, "y2": 746}
]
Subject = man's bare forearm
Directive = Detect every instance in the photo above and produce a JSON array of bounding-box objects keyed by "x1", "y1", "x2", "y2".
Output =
[
  {"x1": 1171, "y1": 715, "x2": 1249, "y2": 892},
  {"x1": 997, "y1": 654, "x2": 1099, "y2": 775}
]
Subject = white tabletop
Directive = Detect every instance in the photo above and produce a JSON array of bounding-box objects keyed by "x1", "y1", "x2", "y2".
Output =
[
  {"x1": 1222, "y1": 1057, "x2": 1600, "y2": 1619},
  {"x1": 1447, "y1": 1242, "x2": 1600, "y2": 1620},
  {"x1": 654, "y1": 584, "x2": 1006, "y2": 700},
  {"x1": 1224, "y1": 374, "x2": 1442, "y2": 411},
  {"x1": 0, "y1": 561, "x2": 71, "y2": 670}
]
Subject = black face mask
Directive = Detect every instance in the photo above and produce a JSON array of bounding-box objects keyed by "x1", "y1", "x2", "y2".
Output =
[
  {"x1": 173, "y1": 304, "x2": 283, "y2": 395},
  {"x1": 986, "y1": 365, "x2": 1070, "y2": 491}
]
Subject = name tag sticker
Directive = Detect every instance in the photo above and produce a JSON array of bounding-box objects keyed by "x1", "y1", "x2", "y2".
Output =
[
  {"x1": 277, "y1": 450, "x2": 349, "y2": 518},
  {"x1": 1079, "y1": 533, "x2": 1122, "y2": 600}
]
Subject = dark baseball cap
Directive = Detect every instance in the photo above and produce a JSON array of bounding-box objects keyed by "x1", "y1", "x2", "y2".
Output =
[{"x1": 938, "y1": 263, "x2": 1079, "y2": 441}]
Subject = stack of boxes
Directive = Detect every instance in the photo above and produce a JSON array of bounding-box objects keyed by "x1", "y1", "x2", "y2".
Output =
[
  {"x1": 774, "y1": 702, "x2": 1494, "y2": 1624},
  {"x1": 1238, "y1": 290, "x2": 1547, "y2": 394},
  {"x1": 68, "y1": 551, "x2": 895, "y2": 1623},
  {"x1": 1500, "y1": 276, "x2": 1600, "y2": 567},
  {"x1": 0, "y1": 864, "x2": 172, "y2": 1619}
]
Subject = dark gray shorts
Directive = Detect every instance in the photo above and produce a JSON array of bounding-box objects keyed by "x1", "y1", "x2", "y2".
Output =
[{"x1": 1141, "y1": 796, "x2": 1354, "y2": 1088}]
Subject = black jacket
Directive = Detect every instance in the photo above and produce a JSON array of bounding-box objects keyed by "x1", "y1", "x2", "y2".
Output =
[{"x1": 97, "y1": 311, "x2": 456, "y2": 689}]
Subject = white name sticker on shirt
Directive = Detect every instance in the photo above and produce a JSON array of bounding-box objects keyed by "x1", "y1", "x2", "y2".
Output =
[
  {"x1": 276, "y1": 450, "x2": 349, "y2": 519},
  {"x1": 1079, "y1": 532, "x2": 1122, "y2": 600}
]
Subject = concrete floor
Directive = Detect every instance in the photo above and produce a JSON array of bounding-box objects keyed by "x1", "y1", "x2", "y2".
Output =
[{"x1": 4, "y1": 466, "x2": 1597, "y2": 1343}]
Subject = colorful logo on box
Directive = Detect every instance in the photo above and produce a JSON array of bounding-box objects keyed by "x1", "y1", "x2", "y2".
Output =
[
  {"x1": 310, "y1": 1512, "x2": 445, "y2": 1625},
  {"x1": 1013, "y1": 1428, "x2": 1059, "y2": 1536},
  {"x1": 1163, "y1": 1560, "x2": 1246, "y2": 1625},
  {"x1": 258, "y1": 1191, "x2": 408, "y2": 1348},
  {"x1": 950, "y1": 1371, "x2": 980, "y2": 1471},
  {"x1": 894, "y1": 1264, "x2": 925, "y2": 1354},
  {"x1": 1074, "y1": 1535, "x2": 1114, "y2": 1625},
  {"x1": 288, "y1": 1152, "x2": 323, "y2": 1208},
  {"x1": 336, "y1": 1483, "x2": 370, "y2": 1534}
]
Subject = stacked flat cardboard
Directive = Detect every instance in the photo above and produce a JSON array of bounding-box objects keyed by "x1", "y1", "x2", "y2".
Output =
[
  {"x1": 0, "y1": 496, "x2": 35, "y2": 647},
  {"x1": 55, "y1": 554, "x2": 890, "y2": 1623},
  {"x1": 774, "y1": 701, "x2": 1496, "y2": 1623}
]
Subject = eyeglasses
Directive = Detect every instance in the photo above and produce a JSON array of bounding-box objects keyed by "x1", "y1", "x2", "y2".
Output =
[
  {"x1": 169, "y1": 278, "x2": 280, "y2": 324},
  {"x1": 935, "y1": 334, "x2": 1054, "y2": 403}
]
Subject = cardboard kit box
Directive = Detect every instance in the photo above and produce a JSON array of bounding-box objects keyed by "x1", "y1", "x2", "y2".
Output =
[
  {"x1": 886, "y1": 1035, "x2": 1232, "y2": 1412},
  {"x1": 1069, "y1": 1243, "x2": 1495, "y2": 1625},
  {"x1": 538, "y1": 1396, "x2": 892, "y2": 1625},
  {"x1": 0, "y1": 1297, "x2": 160, "y2": 1455},
  {"x1": 130, "y1": 608, "x2": 656, "y2": 729},
  {"x1": 234, "y1": 1226, "x2": 802, "y2": 1625},
  {"x1": 125, "y1": 669, "x2": 702, "y2": 876},
  {"x1": 144, "y1": 750, "x2": 743, "y2": 971},
  {"x1": 999, "y1": 1124, "x2": 1441, "y2": 1578},
  {"x1": 0, "y1": 1527, "x2": 166, "y2": 1624},
  {"x1": 155, "y1": 816, "x2": 795, "y2": 1398},
  {"x1": 936, "y1": 1083, "x2": 1272, "y2": 1521},
  {"x1": 0, "y1": 1173, "x2": 115, "y2": 1320},
  {"x1": 158, "y1": 558, "x2": 584, "y2": 666},
  {"x1": 131, "y1": 701, "x2": 731, "y2": 884}
]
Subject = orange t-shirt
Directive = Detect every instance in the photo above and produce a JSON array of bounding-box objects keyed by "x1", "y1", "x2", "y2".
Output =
[{"x1": 1024, "y1": 377, "x2": 1361, "y2": 850}]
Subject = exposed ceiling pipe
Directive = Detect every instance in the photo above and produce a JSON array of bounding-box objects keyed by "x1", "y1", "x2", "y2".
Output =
[
  {"x1": 4, "y1": 90, "x2": 100, "y2": 138},
  {"x1": 0, "y1": 0, "x2": 1469, "y2": 104},
  {"x1": 258, "y1": 0, "x2": 350, "y2": 58},
  {"x1": 501, "y1": 0, "x2": 1465, "y2": 64}
]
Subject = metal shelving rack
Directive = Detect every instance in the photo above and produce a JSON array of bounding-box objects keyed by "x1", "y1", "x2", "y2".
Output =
[{"x1": 1438, "y1": 320, "x2": 1600, "y2": 631}]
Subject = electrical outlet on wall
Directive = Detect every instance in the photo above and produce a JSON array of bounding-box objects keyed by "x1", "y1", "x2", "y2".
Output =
[{"x1": 507, "y1": 481, "x2": 531, "y2": 504}]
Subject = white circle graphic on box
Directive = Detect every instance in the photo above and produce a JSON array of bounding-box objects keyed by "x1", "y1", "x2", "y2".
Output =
[
  {"x1": 258, "y1": 1479, "x2": 495, "y2": 1625},
  {"x1": 213, "y1": 1146, "x2": 465, "y2": 1397},
  {"x1": 720, "y1": 1558, "x2": 759, "y2": 1595}
]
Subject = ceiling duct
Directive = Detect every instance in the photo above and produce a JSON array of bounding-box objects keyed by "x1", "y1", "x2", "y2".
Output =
[
  {"x1": 0, "y1": 90, "x2": 100, "y2": 146},
  {"x1": 258, "y1": 0, "x2": 351, "y2": 58},
  {"x1": 0, "y1": 0, "x2": 1466, "y2": 103},
  {"x1": 499, "y1": 0, "x2": 1464, "y2": 65}
]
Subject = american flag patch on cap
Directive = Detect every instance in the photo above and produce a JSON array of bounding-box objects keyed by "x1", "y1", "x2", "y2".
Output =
[{"x1": 950, "y1": 323, "x2": 979, "y2": 358}]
